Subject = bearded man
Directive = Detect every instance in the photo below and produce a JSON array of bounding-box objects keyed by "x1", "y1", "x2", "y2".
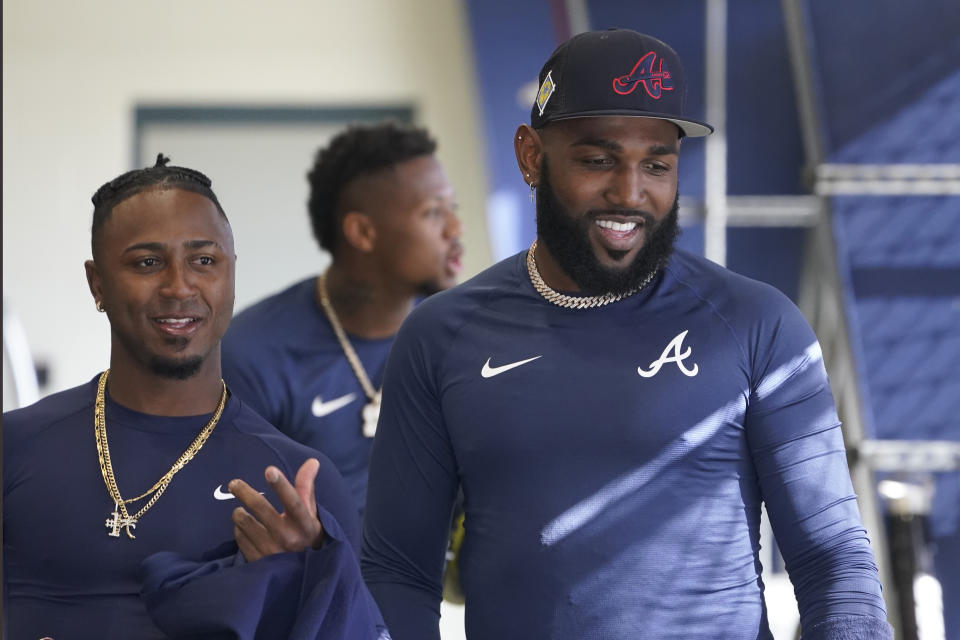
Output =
[{"x1": 360, "y1": 29, "x2": 892, "y2": 640}]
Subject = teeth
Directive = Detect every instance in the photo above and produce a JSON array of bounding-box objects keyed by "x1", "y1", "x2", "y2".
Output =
[
  {"x1": 157, "y1": 318, "x2": 194, "y2": 325},
  {"x1": 595, "y1": 220, "x2": 638, "y2": 232}
]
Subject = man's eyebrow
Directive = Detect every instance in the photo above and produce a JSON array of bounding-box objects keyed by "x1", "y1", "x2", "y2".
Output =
[
  {"x1": 123, "y1": 242, "x2": 165, "y2": 254},
  {"x1": 571, "y1": 137, "x2": 623, "y2": 152},
  {"x1": 570, "y1": 138, "x2": 679, "y2": 156},
  {"x1": 122, "y1": 240, "x2": 219, "y2": 254},
  {"x1": 648, "y1": 143, "x2": 679, "y2": 156},
  {"x1": 185, "y1": 239, "x2": 219, "y2": 250}
]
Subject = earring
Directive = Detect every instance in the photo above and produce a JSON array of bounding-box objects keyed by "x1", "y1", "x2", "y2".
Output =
[
  {"x1": 529, "y1": 182, "x2": 536, "y2": 203},
  {"x1": 96, "y1": 300, "x2": 105, "y2": 313}
]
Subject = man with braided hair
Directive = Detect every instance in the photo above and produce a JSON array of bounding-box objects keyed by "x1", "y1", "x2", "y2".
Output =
[
  {"x1": 3, "y1": 155, "x2": 387, "y2": 639},
  {"x1": 222, "y1": 121, "x2": 464, "y2": 512}
]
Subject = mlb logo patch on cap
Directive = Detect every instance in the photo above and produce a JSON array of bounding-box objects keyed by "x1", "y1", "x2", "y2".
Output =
[{"x1": 536, "y1": 71, "x2": 557, "y2": 116}]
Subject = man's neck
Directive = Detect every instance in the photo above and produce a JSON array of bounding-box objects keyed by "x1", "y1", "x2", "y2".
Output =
[
  {"x1": 105, "y1": 358, "x2": 225, "y2": 417},
  {"x1": 320, "y1": 263, "x2": 416, "y2": 339}
]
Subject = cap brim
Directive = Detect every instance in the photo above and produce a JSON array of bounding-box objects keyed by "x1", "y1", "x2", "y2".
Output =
[{"x1": 541, "y1": 111, "x2": 714, "y2": 138}]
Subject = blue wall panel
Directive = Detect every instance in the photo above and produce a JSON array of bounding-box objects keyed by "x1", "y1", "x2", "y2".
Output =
[{"x1": 805, "y1": 0, "x2": 960, "y2": 156}]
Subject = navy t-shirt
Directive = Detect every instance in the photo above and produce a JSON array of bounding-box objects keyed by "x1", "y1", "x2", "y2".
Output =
[
  {"x1": 222, "y1": 277, "x2": 393, "y2": 511},
  {"x1": 3, "y1": 376, "x2": 364, "y2": 639}
]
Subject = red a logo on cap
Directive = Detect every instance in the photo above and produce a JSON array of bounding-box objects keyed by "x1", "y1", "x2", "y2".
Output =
[{"x1": 613, "y1": 51, "x2": 673, "y2": 99}]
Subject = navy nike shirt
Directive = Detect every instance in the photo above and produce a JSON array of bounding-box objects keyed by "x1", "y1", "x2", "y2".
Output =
[
  {"x1": 3, "y1": 377, "x2": 365, "y2": 639},
  {"x1": 362, "y1": 249, "x2": 891, "y2": 639},
  {"x1": 222, "y1": 277, "x2": 394, "y2": 512}
]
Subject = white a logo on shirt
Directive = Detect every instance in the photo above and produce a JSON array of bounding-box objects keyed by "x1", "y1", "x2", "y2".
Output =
[{"x1": 637, "y1": 330, "x2": 699, "y2": 378}]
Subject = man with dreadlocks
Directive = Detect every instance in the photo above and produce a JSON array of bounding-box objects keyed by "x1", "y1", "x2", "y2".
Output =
[
  {"x1": 221, "y1": 121, "x2": 464, "y2": 513},
  {"x1": 2, "y1": 155, "x2": 387, "y2": 639}
]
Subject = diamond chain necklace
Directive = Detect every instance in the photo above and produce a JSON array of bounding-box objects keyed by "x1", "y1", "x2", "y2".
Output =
[
  {"x1": 95, "y1": 369, "x2": 227, "y2": 539},
  {"x1": 525, "y1": 240, "x2": 654, "y2": 309},
  {"x1": 316, "y1": 271, "x2": 382, "y2": 438}
]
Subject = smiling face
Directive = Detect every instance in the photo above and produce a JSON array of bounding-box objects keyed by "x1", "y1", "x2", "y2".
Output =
[
  {"x1": 522, "y1": 116, "x2": 681, "y2": 294},
  {"x1": 85, "y1": 187, "x2": 236, "y2": 380}
]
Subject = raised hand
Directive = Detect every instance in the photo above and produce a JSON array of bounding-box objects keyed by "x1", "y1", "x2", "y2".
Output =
[{"x1": 228, "y1": 458, "x2": 325, "y2": 562}]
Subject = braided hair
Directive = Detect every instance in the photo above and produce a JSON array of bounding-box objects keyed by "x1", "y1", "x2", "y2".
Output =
[
  {"x1": 90, "y1": 154, "x2": 227, "y2": 255},
  {"x1": 307, "y1": 121, "x2": 436, "y2": 254}
]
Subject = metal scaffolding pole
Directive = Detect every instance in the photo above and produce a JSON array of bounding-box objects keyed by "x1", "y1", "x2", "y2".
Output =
[
  {"x1": 781, "y1": 0, "x2": 901, "y2": 634},
  {"x1": 704, "y1": 0, "x2": 728, "y2": 267}
]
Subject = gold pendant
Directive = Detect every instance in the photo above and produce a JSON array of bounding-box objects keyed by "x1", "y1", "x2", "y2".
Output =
[
  {"x1": 362, "y1": 396, "x2": 381, "y2": 438},
  {"x1": 105, "y1": 503, "x2": 137, "y2": 539}
]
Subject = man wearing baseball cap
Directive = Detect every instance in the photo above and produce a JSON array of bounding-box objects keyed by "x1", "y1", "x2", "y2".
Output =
[{"x1": 361, "y1": 29, "x2": 892, "y2": 639}]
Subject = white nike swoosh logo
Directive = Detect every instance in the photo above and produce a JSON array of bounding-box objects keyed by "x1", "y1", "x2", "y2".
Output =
[
  {"x1": 311, "y1": 393, "x2": 357, "y2": 417},
  {"x1": 481, "y1": 355, "x2": 542, "y2": 378},
  {"x1": 214, "y1": 485, "x2": 265, "y2": 501},
  {"x1": 214, "y1": 485, "x2": 236, "y2": 500}
]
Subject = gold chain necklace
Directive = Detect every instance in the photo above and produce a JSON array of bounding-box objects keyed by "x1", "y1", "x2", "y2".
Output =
[
  {"x1": 525, "y1": 240, "x2": 654, "y2": 309},
  {"x1": 94, "y1": 369, "x2": 227, "y2": 539},
  {"x1": 316, "y1": 271, "x2": 381, "y2": 438}
]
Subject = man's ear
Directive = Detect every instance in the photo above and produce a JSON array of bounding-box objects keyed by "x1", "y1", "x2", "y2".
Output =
[
  {"x1": 85, "y1": 259, "x2": 104, "y2": 307},
  {"x1": 340, "y1": 211, "x2": 377, "y2": 253},
  {"x1": 514, "y1": 124, "x2": 545, "y2": 188}
]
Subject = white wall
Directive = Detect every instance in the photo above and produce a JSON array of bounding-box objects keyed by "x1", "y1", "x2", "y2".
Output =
[{"x1": 2, "y1": 0, "x2": 492, "y2": 398}]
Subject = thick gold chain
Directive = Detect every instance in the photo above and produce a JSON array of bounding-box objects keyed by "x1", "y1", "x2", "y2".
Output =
[
  {"x1": 94, "y1": 369, "x2": 227, "y2": 538},
  {"x1": 316, "y1": 271, "x2": 380, "y2": 403},
  {"x1": 525, "y1": 240, "x2": 653, "y2": 309}
]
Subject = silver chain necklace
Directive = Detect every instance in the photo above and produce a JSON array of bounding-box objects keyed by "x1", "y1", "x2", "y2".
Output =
[
  {"x1": 525, "y1": 240, "x2": 653, "y2": 309},
  {"x1": 316, "y1": 272, "x2": 381, "y2": 438}
]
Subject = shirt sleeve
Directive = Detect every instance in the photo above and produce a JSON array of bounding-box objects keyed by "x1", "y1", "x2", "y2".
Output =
[
  {"x1": 360, "y1": 314, "x2": 459, "y2": 640},
  {"x1": 742, "y1": 293, "x2": 892, "y2": 638}
]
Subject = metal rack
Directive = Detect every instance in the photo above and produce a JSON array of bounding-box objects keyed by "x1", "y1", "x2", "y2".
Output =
[{"x1": 782, "y1": 1, "x2": 957, "y2": 637}]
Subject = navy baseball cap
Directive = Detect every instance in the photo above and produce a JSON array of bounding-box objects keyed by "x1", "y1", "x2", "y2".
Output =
[{"x1": 530, "y1": 28, "x2": 713, "y2": 138}]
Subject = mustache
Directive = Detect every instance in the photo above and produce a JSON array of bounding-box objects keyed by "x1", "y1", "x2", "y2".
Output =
[{"x1": 147, "y1": 305, "x2": 208, "y2": 317}]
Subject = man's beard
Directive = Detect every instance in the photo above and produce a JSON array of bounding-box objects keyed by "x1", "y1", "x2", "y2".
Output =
[
  {"x1": 147, "y1": 335, "x2": 205, "y2": 379},
  {"x1": 149, "y1": 354, "x2": 204, "y2": 380},
  {"x1": 535, "y1": 160, "x2": 679, "y2": 296},
  {"x1": 115, "y1": 329, "x2": 206, "y2": 380}
]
